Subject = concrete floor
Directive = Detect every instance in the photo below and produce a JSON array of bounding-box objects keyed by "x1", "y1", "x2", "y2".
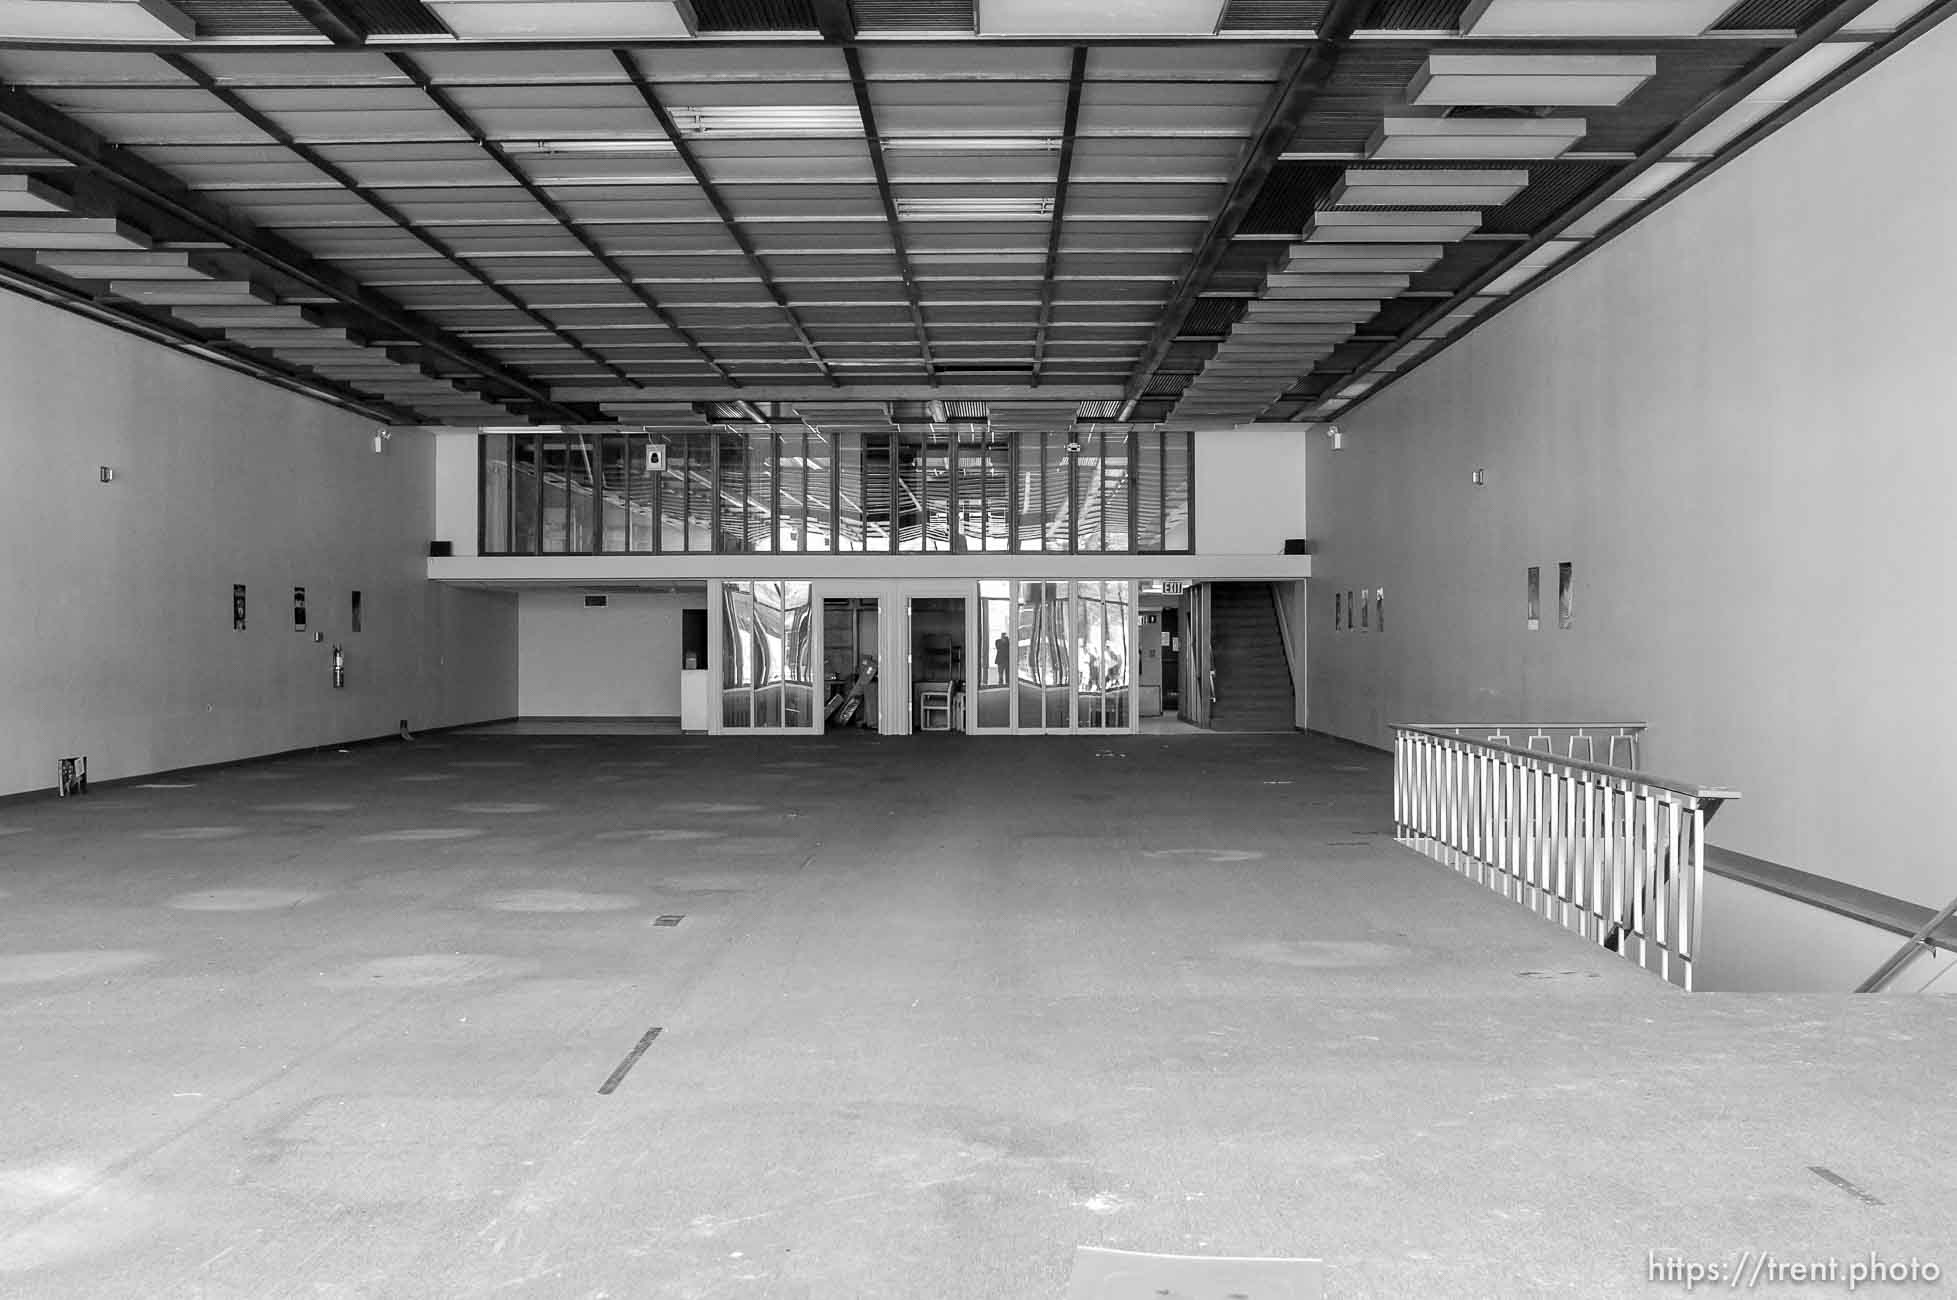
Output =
[{"x1": 0, "y1": 732, "x2": 1950, "y2": 1299}]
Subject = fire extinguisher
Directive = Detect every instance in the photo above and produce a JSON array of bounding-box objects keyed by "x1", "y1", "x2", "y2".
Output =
[{"x1": 332, "y1": 644, "x2": 345, "y2": 689}]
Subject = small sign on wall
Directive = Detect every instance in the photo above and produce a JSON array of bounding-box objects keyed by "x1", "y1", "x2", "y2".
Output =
[
  {"x1": 232, "y1": 583, "x2": 247, "y2": 631},
  {"x1": 294, "y1": 586, "x2": 307, "y2": 631},
  {"x1": 1526, "y1": 566, "x2": 1541, "y2": 631},
  {"x1": 646, "y1": 442, "x2": 668, "y2": 473}
]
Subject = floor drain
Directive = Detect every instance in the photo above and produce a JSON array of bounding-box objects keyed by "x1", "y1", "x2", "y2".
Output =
[{"x1": 654, "y1": 914, "x2": 685, "y2": 927}]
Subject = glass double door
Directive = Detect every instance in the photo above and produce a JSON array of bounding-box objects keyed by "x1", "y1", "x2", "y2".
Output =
[
  {"x1": 716, "y1": 580, "x2": 817, "y2": 732},
  {"x1": 973, "y1": 581, "x2": 1133, "y2": 734}
]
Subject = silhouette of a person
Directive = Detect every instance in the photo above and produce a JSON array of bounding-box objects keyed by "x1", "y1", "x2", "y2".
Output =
[{"x1": 994, "y1": 632, "x2": 1011, "y2": 686}]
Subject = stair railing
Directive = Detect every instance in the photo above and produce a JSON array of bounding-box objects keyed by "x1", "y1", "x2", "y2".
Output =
[
  {"x1": 1392, "y1": 723, "x2": 1738, "y2": 991},
  {"x1": 1270, "y1": 584, "x2": 1299, "y2": 701}
]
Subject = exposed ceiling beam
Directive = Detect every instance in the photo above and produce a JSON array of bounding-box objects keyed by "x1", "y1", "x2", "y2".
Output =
[
  {"x1": 613, "y1": 50, "x2": 836, "y2": 388},
  {"x1": 1117, "y1": 0, "x2": 1383, "y2": 418},
  {"x1": 1031, "y1": 46, "x2": 1088, "y2": 388},
  {"x1": 161, "y1": 52, "x2": 639, "y2": 397},
  {"x1": 843, "y1": 45, "x2": 937, "y2": 387},
  {"x1": 0, "y1": 72, "x2": 590, "y2": 422},
  {"x1": 0, "y1": 256, "x2": 418, "y2": 423},
  {"x1": 388, "y1": 51, "x2": 737, "y2": 388},
  {"x1": 1304, "y1": 0, "x2": 1912, "y2": 420},
  {"x1": 282, "y1": 0, "x2": 368, "y2": 46},
  {"x1": 561, "y1": 384, "x2": 1119, "y2": 402},
  {"x1": 809, "y1": 0, "x2": 857, "y2": 43}
]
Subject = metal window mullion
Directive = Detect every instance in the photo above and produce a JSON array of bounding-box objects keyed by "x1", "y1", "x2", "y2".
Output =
[
  {"x1": 711, "y1": 430, "x2": 724, "y2": 555},
  {"x1": 530, "y1": 432, "x2": 544, "y2": 556},
  {"x1": 1150, "y1": 430, "x2": 1162, "y2": 554},
  {"x1": 769, "y1": 429, "x2": 781, "y2": 554},
  {"x1": 476, "y1": 433, "x2": 487, "y2": 555}
]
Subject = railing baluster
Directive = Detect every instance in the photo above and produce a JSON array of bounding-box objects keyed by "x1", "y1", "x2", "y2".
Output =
[{"x1": 1388, "y1": 725, "x2": 1735, "y2": 991}]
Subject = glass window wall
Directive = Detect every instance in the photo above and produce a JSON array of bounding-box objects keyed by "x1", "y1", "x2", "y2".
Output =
[
  {"x1": 720, "y1": 581, "x2": 815, "y2": 731},
  {"x1": 483, "y1": 429, "x2": 1193, "y2": 557}
]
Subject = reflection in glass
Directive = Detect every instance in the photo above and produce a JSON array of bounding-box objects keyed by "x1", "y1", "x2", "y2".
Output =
[
  {"x1": 1164, "y1": 430, "x2": 1193, "y2": 551},
  {"x1": 482, "y1": 427, "x2": 1194, "y2": 556},
  {"x1": 1082, "y1": 580, "x2": 1131, "y2": 729},
  {"x1": 721, "y1": 582, "x2": 756, "y2": 728},
  {"x1": 976, "y1": 580, "x2": 1012, "y2": 729},
  {"x1": 864, "y1": 436, "x2": 894, "y2": 553},
  {"x1": 1072, "y1": 429, "x2": 1105, "y2": 554},
  {"x1": 957, "y1": 430, "x2": 1011, "y2": 552},
  {"x1": 482, "y1": 433, "x2": 512, "y2": 554},
  {"x1": 683, "y1": 433, "x2": 715, "y2": 553},
  {"x1": 600, "y1": 434, "x2": 629, "y2": 554},
  {"x1": 721, "y1": 581, "x2": 815, "y2": 730},
  {"x1": 1134, "y1": 433, "x2": 1164, "y2": 552},
  {"x1": 835, "y1": 432, "x2": 866, "y2": 552},
  {"x1": 511, "y1": 434, "x2": 539, "y2": 553},
  {"x1": 1016, "y1": 582, "x2": 1071, "y2": 730}
]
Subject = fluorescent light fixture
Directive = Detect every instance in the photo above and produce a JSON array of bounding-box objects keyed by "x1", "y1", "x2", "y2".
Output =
[
  {"x1": 1366, "y1": 115, "x2": 1587, "y2": 161},
  {"x1": 1842, "y1": 0, "x2": 1930, "y2": 30},
  {"x1": 1459, "y1": 0, "x2": 1732, "y2": 37},
  {"x1": 502, "y1": 139, "x2": 677, "y2": 156},
  {"x1": 665, "y1": 106, "x2": 863, "y2": 139},
  {"x1": 1329, "y1": 168, "x2": 1531, "y2": 208},
  {"x1": 895, "y1": 197, "x2": 1056, "y2": 219},
  {"x1": 1669, "y1": 101, "x2": 1777, "y2": 159},
  {"x1": 1671, "y1": 43, "x2": 1870, "y2": 160},
  {"x1": 883, "y1": 137, "x2": 1063, "y2": 153},
  {"x1": 0, "y1": 0, "x2": 195, "y2": 40},
  {"x1": 422, "y1": 0, "x2": 696, "y2": 41},
  {"x1": 1611, "y1": 159, "x2": 1694, "y2": 203},
  {"x1": 1482, "y1": 238, "x2": 1581, "y2": 294},
  {"x1": 1411, "y1": 54, "x2": 1658, "y2": 108},
  {"x1": 1747, "y1": 42, "x2": 1870, "y2": 104},
  {"x1": 978, "y1": 0, "x2": 1227, "y2": 36}
]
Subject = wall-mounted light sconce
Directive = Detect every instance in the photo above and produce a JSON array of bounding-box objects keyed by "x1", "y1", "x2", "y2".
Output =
[
  {"x1": 99, "y1": 466, "x2": 116, "y2": 482},
  {"x1": 373, "y1": 428, "x2": 392, "y2": 455},
  {"x1": 1327, "y1": 425, "x2": 1343, "y2": 451},
  {"x1": 1473, "y1": 468, "x2": 1486, "y2": 486}
]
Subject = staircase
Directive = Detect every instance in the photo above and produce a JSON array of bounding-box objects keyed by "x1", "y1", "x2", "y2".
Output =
[{"x1": 1209, "y1": 582, "x2": 1295, "y2": 732}]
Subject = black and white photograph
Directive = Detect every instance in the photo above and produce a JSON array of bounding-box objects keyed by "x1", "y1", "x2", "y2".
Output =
[{"x1": 1, "y1": 1, "x2": 1952, "y2": 1296}]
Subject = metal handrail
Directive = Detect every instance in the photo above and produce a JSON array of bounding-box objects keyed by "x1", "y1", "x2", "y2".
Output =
[
  {"x1": 1393, "y1": 724, "x2": 1734, "y2": 802},
  {"x1": 1392, "y1": 723, "x2": 1738, "y2": 991},
  {"x1": 1856, "y1": 891, "x2": 1957, "y2": 993}
]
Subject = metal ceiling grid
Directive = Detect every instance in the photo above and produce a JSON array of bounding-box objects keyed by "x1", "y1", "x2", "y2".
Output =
[{"x1": 0, "y1": 2, "x2": 1938, "y2": 425}]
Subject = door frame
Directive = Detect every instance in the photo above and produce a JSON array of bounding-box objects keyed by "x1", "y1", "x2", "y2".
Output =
[
  {"x1": 815, "y1": 580, "x2": 899, "y2": 735},
  {"x1": 895, "y1": 581, "x2": 976, "y2": 736}
]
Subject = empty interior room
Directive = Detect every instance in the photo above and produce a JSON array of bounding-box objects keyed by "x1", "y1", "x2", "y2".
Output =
[{"x1": 1, "y1": 1, "x2": 1954, "y2": 1297}]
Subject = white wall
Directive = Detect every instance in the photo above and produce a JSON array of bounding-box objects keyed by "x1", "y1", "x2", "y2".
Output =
[
  {"x1": 0, "y1": 292, "x2": 517, "y2": 796},
  {"x1": 1193, "y1": 424, "x2": 1310, "y2": 557},
  {"x1": 432, "y1": 431, "x2": 480, "y2": 557},
  {"x1": 517, "y1": 590, "x2": 703, "y2": 717},
  {"x1": 1305, "y1": 21, "x2": 1957, "y2": 985}
]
